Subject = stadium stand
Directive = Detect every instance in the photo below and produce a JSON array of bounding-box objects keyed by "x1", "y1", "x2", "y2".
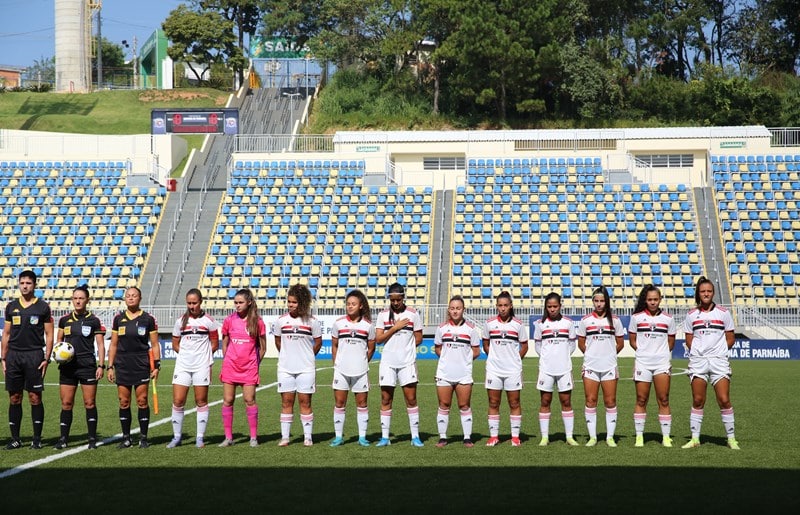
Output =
[
  {"x1": 0, "y1": 161, "x2": 167, "y2": 310},
  {"x1": 712, "y1": 154, "x2": 800, "y2": 307}
]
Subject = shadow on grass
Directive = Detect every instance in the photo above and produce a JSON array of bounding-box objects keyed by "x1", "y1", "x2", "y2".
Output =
[
  {"x1": 2, "y1": 466, "x2": 797, "y2": 512},
  {"x1": 17, "y1": 95, "x2": 98, "y2": 130}
]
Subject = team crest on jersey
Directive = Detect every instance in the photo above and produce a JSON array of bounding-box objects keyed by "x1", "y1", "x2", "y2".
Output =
[
  {"x1": 192, "y1": 326, "x2": 198, "y2": 333},
  {"x1": 137, "y1": 325, "x2": 147, "y2": 336},
  {"x1": 30, "y1": 316, "x2": 39, "y2": 325},
  {"x1": 82, "y1": 325, "x2": 92, "y2": 337},
  {"x1": 350, "y1": 330, "x2": 356, "y2": 337},
  {"x1": 704, "y1": 321, "x2": 711, "y2": 328},
  {"x1": 649, "y1": 323, "x2": 656, "y2": 331}
]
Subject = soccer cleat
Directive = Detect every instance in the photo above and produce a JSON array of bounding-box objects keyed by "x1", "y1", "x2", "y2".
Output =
[
  {"x1": 358, "y1": 437, "x2": 371, "y2": 447},
  {"x1": 277, "y1": 438, "x2": 290, "y2": 447},
  {"x1": 539, "y1": 437, "x2": 549, "y2": 446},
  {"x1": 634, "y1": 435, "x2": 644, "y2": 447},
  {"x1": 565, "y1": 437, "x2": 579, "y2": 447},
  {"x1": 138, "y1": 437, "x2": 150, "y2": 449},
  {"x1": 727, "y1": 438, "x2": 740, "y2": 450},
  {"x1": 30, "y1": 439, "x2": 42, "y2": 450},
  {"x1": 250, "y1": 437, "x2": 259, "y2": 447},
  {"x1": 330, "y1": 437, "x2": 345, "y2": 447},
  {"x1": 463, "y1": 438, "x2": 474, "y2": 448},
  {"x1": 87, "y1": 438, "x2": 97, "y2": 450},
  {"x1": 166, "y1": 438, "x2": 182, "y2": 449},
  {"x1": 117, "y1": 437, "x2": 132, "y2": 449},
  {"x1": 606, "y1": 438, "x2": 617, "y2": 448},
  {"x1": 585, "y1": 437, "x2": 597, "y2": 447},
  {"x1": 662, "y1": 436, "x2": 673, "y2": 448},
  {"x1": 435, "y1": 438, "x2": 448, "y2": 448},
  {"x1": 54, "y1": 437, "x2": 68, "y2": 450},
  {"x1": 218, "y1": 438, "x2": 235, "y2": 448},
  {"x1": 511, "y1": 437, "x2": 522, "y2": 447},
  {"x1": 4, "y1": 439, "x2": 23, "y2": 450},
  {"x1": 376, "y1": 438, "x2": 391, "y2": 447},
  {"x1": 303, "y1": 438, "x2": 314, "y2": 447},
  {"x1": 195, "y1": 438, "x2": 205, "y2": 449},
  {"x1": 485, "y1": 436, "x2": 500, "y2": 447},
  {"x1": 682, "y1": 438, "x2": 701, "y2": 449},
  {"x1": 410, "y1": 437, "x2": 424, "y2": 447}
]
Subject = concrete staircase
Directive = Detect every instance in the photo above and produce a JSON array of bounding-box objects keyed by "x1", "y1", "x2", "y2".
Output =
[{"x1": 693, "y1": 186, "x2": 732, "y2": 306}]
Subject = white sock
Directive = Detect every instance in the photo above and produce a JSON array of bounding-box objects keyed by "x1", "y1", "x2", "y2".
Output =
[
  {"x1": 280, "y1": 413, "x2": 293, "y2": 439},
  {"x1": 301, "y1": 413, "x2": 313, "y2": 439},
  {"x1": 488, "y1": 414, "x2": 500, "y2": 437},
  {"x1": 606, "y1": 406, "x2": 618, "y2": 439},
  {"x1": 721, "y1": 407, "x2": 735, "y2": 439},
  {"x1": 380, "y1": 410, "x2": 392, "y2": 439},
  {"x1": 196, "y1": 405, "x2": 208, "y2": 439},
  {"x1": 585, "y1": 407, "x2": 597, "y2": 439},
  {"x1": 634, "y1": 412, "x2": 646, "y2": 436},
  {"x1": 539, "y1": 412, "x2": 551, "y2": 438},
  {"x1": 510, "y1": 415, "x2": 522, "y2": 438},
  {"x1": 333, "y1": 407, "x2": 346, "y2": 438},
  {"x1": 460, "y1": 408, "x2": 473, "y2": 440},
  {"x1": 437, "y1": 408, "x2": 450, "y2": 439},
  {"x1": 357, "y1": 407, "x2": 369, "y2": 438},
  {"x1": 659, "y1": 414, "x2": 671, "y2": 437},
  {"x1": 690, "y1": 408, "x2": 703, "y2": 439},
  {"x1": 562, "y1": 410, "x2": 574, "y2": 438},
  {"x1": 171, "y1": 405, "x2": 184, "y2": 440},
  {"x1": 407, "y1": 407, "x2": 420, "y2": 439}
]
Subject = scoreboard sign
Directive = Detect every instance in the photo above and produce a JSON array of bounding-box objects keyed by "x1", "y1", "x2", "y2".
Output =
[{"x1": 151, "y1": 108, "x2": 239, "y2": 135}]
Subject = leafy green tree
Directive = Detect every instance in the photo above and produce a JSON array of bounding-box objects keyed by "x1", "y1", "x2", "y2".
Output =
[
  {"x1": 25, "y1": 56, "x2": 56, "y2": 86},
  {"x1": 194, "y1": 1, "x2": 261, "y2": 84},
  {"x1": 728, "y1": 0, "x2": 800, "y2": 74}
]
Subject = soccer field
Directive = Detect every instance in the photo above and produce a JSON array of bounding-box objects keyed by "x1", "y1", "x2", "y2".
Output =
[{"x1": 1, "y1": 358, "x2": 798, "y2": 512}]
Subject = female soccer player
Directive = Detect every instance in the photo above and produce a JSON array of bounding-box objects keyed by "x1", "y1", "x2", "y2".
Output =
[
  {"x1": 375, "y1": 282, "x2": 424, "y2": 447},
  {"x1": 219, "y1": 288, "x2": 266, "y2": 448},
  {"x1": 629, "y1": 285, "x2": 676, "y2": 447},
  {"x1": 167, "y1": 289, "x2": 221, "y2": 449},
  {"x1": 55, "y1": 285, "x2": 106, "y2": 450},
  {"x1": 434, "y1": 295, "x2": 481, "y2": 448},
  {"x1": 107, "y1": 286, "x2": 159, "y2": 449},
  {"x1": 273, "y1": 284, "x2": 322, "y2": 447},
  {"x1": 329, "y1": 289, "x2": 376, "y2": 447},
  {"x1": 483, "y1": 291, "x2": 528, "y2": 447},
  {"x1": 533, "y1": 292, "x2": 578, "y2": 447},
  {"x1": 577, "y1": 286, "x2": 625, "y2": 447},
  {"x1": 682, "y1": 277, "x2": 739, "y2": 450}
]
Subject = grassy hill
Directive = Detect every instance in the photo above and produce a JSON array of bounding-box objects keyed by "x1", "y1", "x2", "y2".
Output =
[{"x1": 0, "y1": 88, "x2": 231, "y2": 134}]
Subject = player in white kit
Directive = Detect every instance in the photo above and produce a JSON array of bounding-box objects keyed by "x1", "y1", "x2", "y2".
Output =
[
  {"x1": 434, "y1": 295, "x2": 481, "y2": 448},
  {"x1": 273, "y1": 284, "x2": 322, "y2": 447},
  {"x1": 681, "y1": 277, "x2": 739, "y2": 450},
  {"x1": 483, "y1": 291, "x2": 528, "y2": 447},
  {"x1": 167, "y1": 289, "x2": 221, "y2": 449},
  {"x1": 628, "y1": 285, "x2": 676, "y2": 448},
  {"x1": 533, "y1": 292, "x2": 578, "y2": 447},
  {"x1": 577, "y1": 286, "x2": 625, "y2": 447},
  {"x1": 375, "y1": 283, "x2": 424, "y2": 447},
  {"x1": 329, "y1": 289, "x2": 376, "y2": 447}
]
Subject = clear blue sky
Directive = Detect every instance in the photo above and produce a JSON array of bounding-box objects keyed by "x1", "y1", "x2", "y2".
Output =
[{"x1": 0, "y1": 0, "x2": 185, "y2": 67}]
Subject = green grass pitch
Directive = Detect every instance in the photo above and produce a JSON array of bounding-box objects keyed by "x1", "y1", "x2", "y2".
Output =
[{"x1": 1, "y1": 358, "x2": 798, "y2": 512}]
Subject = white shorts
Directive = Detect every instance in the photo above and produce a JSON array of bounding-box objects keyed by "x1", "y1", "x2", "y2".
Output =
[
  {"x1": 332, "y1": 370, "x2": 370, "y2": 393},
  {"x1": 435, "y1": 376, "x2": 473, "y2": 388},
  {"x1": 633, "y1": 360, "x2": 672, "y2": 383},
  {"x1": 172, "y1": 366, "x2": 212, "y2": 387},
  {"x1": 688, "y1": 356, "x2": 731, "y2": 385},
  {"x1": 537, "y1": 370, "x2": 573, "y2": 392},
  {"x1": 581, "y1": 366, "x2": 618, "y2": 382},
  {"x1": 485, "y1": 370, "x2": 523, "y2": 391},
  {"x1": 277, "y1": 370, "x2": 316, "y2": 394},
  {"x1": 379, "y1": 362, "x2": 418, "y2": 387}
]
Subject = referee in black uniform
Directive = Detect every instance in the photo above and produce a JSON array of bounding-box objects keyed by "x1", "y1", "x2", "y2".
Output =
[
  {"x1": 106, "y1": 287, "x2": 160, "y2": 449},
  {"x1": 55, "y1": 285, "x2": 106, "y2": 449},
  {"x1": 1, "y1": 270, "x2": 54, "y2": 450}
]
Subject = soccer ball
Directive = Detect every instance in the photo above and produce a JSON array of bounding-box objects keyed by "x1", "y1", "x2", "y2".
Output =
[{"x1": 52, "y1": 342, "x2": 75, "y2": 364}]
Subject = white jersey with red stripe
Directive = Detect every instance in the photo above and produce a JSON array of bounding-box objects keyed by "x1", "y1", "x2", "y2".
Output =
[
  {"x1": 577, "y1": 313, "x2": 625, "y2": 372},
  {"x1": 533, "y1": 316, "x2": 576, "y2": 376},
  {"x1": 272, "y1": 313, "x2": 322, "y2": 374},
  {"x1": 376, "y1": 306, "x2": 423, "y2": 368},
  {"x1": 434, "y1": 320, "x2": 481, "y2": 381},
  {"x1": 483, "y1": 316, "x2": 528, "y2": 376},
  {"x1": 683, "y1": 304, "x2": 734, "y2": 358},
  {"x1": 628, "y1": 310, "x2": 677, "y2": 368},
  {"x1": 331, "y1": 315, "x2": 375, "y2": 376},
  {"x1": 172, "y1": 313, "x2": 221, "y2": 371}
]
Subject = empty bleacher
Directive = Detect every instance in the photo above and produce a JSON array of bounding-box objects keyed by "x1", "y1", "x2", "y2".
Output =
[
  {"x1": 712, "y1": 154, "x2": 800, "y2": 307},
  {"x1": 0, "y1": 161, "x2": 166, "y2": 310}
]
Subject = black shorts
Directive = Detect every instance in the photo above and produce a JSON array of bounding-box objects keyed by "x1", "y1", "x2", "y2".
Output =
[
  {"x1": 59, "y1": 355, "x2": 99, "y2": 386},
  {"x1": 114, "y1": 353, "x2": 151, "y2": 387},
  {"x1": 4, "y1": 350, "x2": 46, "y2": 393}
]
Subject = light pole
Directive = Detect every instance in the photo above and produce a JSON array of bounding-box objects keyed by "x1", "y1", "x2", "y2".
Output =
[{"x1": 282, "y1": 91, "x2": 301, "y2": 135}]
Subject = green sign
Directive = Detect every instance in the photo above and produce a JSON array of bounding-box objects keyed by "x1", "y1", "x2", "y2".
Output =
[
  {"x1": 251, "y1": 37, "x2": 312, "y2": 58},
  {"x1": 356, "y1": 145, "x2": 380, "y2": 153},
  {"x1": 719, "y1": 141, "x2": 746, "y2": 148}
]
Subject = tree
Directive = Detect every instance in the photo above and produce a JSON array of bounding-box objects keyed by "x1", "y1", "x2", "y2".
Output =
[
  {"x1": 728, "y1": 0, "x2": 800, "y2": 74},
  {"x1": 25, "y1": 56, "x2": 56, "y2": 87},
  {"x1": 162, "y1": 4, "x2": 238, "y2": 86},
  {"x1": 92, "y1": 37, "x2": 126, "y2": 69},
  {"x1": 194, "y1": 1, "x2": 261, "y2": 85}
]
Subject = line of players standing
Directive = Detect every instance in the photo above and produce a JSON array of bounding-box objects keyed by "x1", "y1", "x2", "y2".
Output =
[{"x1": 1, "y1": 269, "x2": 739, "y2": 451}]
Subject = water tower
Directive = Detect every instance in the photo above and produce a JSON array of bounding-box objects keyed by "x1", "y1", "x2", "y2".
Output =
[{"x1": 54, "y1": 0, "x2": 101, "y2": 92}]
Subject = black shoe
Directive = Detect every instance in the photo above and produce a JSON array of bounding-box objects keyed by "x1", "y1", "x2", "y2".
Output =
[
  {"x1": 87, "y1": 438, "x2": 97, "y2": 449},
  {"x1": 30, "y1": 439, "x2": 42, "y2": 450},
  {"x1": 117, "y1": 437, "x2": 132, "y2": 449},
  {"x1": 54, "y1": 437, "x2": 68, "y2": 450},
  {"x1": 5, "y1": 439, "x2": 23, "y2": 450},
  {"x1": 139, "y1": 437, "x2": 150, "y2": 449}
]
